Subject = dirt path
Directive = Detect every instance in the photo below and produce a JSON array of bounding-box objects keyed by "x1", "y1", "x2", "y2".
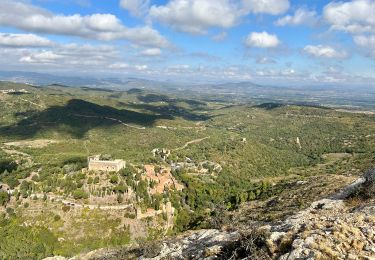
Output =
[
  {"x1": 72, "y1": 113, "x2": 146, "y2": 130},
  {"x1": 173, "y1": 136, "x2": 210, "y2": 151},
  {"x1": 19, "y1": 98, "x2": 45, "y2": 108},
  {"x1": 1, "y1": 147, "x2": 31, "y2": 157},
  {"x1": 4, "y1": 139, "x2": 59, "y2": 148}
]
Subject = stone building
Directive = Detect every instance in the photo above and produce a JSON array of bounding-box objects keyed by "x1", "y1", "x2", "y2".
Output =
[{"x1": 88, "y1": 155, "x2": 126, "y2": 172}]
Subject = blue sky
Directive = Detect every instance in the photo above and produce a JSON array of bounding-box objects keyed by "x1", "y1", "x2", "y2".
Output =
[{"x1": 0, "y1": 0, "x2": 374, "y2": 86}]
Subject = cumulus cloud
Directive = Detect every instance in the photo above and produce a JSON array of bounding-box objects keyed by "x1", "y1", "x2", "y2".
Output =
[
  {"x1": 353, "y1": 35, "x2": 375, "y2": 47},
  {"x1": 19, "y1": 43, "x2": 120, "y2": 66},
  {"x1": 0, "y1": 0, "x2": 169, "y2": 48},
  {"x1": 242, "y1": 0, "x2": 289, "y2": 15},
  {"x1": 140, "y1": 48, "x2": 162, "y2": 56},
  {"x1": 20, "y1": 51, "x2": 63, "y2": 64},
  {"x1": 0, "y1": 33, "x2": 53, "y2": 47},
  {"x1": 120, "y1": 0, "x2": 150, "y2": 17},
  {"x1": 303, "y1": 45, "x2": 347, "y2": 59},
  {"x1": 149, "y1": 0, "x2": 289, "y2": 34},
  {"x1": 149, "y1": 0, "x2": 241, "y2": 34},
  {"x1": 353, "y1": 35, "x2": 375, "y2": 58},
  {"x1": 323, "y1": 0, "x2": 375, "y2": 34},
  {"x1": 245, "y1": 31, "x2": 280, "y2": 48},
  {"x1": 276, "y1": 8, "x2": 318, "y2": 26}
]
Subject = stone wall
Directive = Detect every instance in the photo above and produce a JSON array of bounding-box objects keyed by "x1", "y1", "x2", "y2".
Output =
[{"x1": 88, "y1": 156, "x2": 126, "y2": 172}]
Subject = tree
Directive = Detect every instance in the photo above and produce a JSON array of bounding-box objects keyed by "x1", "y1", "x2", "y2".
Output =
[
  {"x1": 0, "y1": 191, "x2": 9, "y2": 206},
  {"x1": 110, "y1": 175, "x2": 119, "y2": 184},
  {"x1": 6, "y1": 177, "x2": 19, "y2": 189}
]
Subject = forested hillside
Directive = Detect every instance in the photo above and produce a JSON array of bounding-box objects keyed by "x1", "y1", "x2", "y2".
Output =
[{"x1": 0, "y1": 81, "x2": 374, "y2": 258}]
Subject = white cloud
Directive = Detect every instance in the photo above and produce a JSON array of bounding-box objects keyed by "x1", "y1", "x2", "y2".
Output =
[
  {"x1": 276, "y1": 8, "x2": 318, "y2": 26},
  {"x1": 353, "y1": 34, "x2": 375, "y2": 58},
  {"x1": 20, "y1": 51, "x2": 63, "y2": 64},
  {"x1": 120, "y1": 0, "x2": 150, "y2": 17},
  {"x1": 242, "y1": 0, "x2": 290, "y2": 15},
  {"x1": 108, "y1": 63, "x2": 130, "y2": 69},
  {"x1": 140, "y1": 48, "x2": 162, "y2": 56},
  {"x1": 149, "y1": 0, "x2": 290, "y2": 34},
  {"x1": 245, "y1": 31, "x2": 280, "y2": 48},
  {"x1": 255, "y1": 68, "x2": 299, "y2": 79},
  {"x1": 323, "y1": 0, "x2": 375, "y2": 34},
  {"x1": 135, "y1": 64, "x2": 148, "y2": 70},
  {"x1": 0, "y1": 33, "x2": 53, "y2": 47},
  {"x1": 256, "y1": 57, "x2": 276, "y2": 64},
  {"x1": 108, "y1": 62, "x2": 148, "y2": 71},
  {"x1": 323, "y1": 1, "x2": 375, "y2": 59},
  {"x1": 0, "y1": 0, "x2": 170, "y2": 48},
  {"x1": 353, "y1": 35, "x2": 375, "y2": 47},
  {"x1": 150, "y1": 0, "x2": 241, "y2": 34},
  {"x1": 303, "y1": 45, "x2": 347, "y2": 59},
  {"x1": 211, "y1": 32, "x2": 228, "y2": 42},
  {"x1": 18, "y1": 43, "x2": 120, "y2": 66}
]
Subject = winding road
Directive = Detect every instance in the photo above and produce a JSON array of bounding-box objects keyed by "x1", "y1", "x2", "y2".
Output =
[{"x1": 72, "y1": 113, "x2": 146, "y2": 130}]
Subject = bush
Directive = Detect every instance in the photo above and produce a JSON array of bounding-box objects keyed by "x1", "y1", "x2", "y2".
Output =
[
  {"x1": 117, "y1": 194, "x2": 123, "y2": 204},
  {"x1": 0, "y1": 223, "x2": 58, "y2": 259},
  {"x1": 110, "y1": 175, "x2": 119, "y2": 184},
  {"x1": 0, "y1": 159, "x2": 17, "y2": 174},
  {"x1": 54, "y1": 215, "x2": 61, "y2": 222},
  {"x1": 6, "y1": 177, "x2": 19, "y2": 189},
  {"x1": 72, "y1": 189, "x2": 89, "y2": 200},
  {"x1": 62, "y1": 205, "x2": 70, "y2": 212},
  {"x1": 93, "y1": 176, "x2": 100, "y2": 184},
  {"x1": 6, "y1": 207, "x2": 15, "y2": 216},
  {"x1": 0, "y1": 191, "x2": 9, "y2": 206}
]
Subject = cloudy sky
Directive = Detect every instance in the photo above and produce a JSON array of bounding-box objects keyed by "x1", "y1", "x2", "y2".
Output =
[{"x1": 0, "y1": 0, "x2": 375, "y2": 86}]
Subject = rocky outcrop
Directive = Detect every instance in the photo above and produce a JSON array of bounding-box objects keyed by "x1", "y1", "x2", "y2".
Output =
[
  {"x1": 44, "y1": 169, "x2": 375, "y2": 260},
  {"x1": 264, "y1": 168, "x2": 375, "y2": 259},
  {"x1": 264, "y1": 198, "x2": 375, "y2": 259},
  {"x1": 48, "y1": 229, "x2": 241, "y2": 260},
  {"x1": 140, "y1": 229, "x2": 240, "y2": 259}
]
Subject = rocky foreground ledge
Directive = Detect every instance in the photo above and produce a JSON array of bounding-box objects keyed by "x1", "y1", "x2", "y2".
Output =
[{"x1": 46, "y1": 169, "x2": 375, "y2": 260}]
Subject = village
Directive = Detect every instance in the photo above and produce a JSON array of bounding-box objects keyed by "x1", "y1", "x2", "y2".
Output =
[{"x1": 0, "y1": 142, "x2": 223, "y2": 236}]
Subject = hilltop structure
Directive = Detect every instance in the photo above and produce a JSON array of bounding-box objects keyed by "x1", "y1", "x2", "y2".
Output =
[{"x1": 88, "y1": 155, "x2": 126, "y2": 172}]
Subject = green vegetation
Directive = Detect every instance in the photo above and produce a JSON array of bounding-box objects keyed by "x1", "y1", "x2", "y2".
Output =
[
  {"x1": 0, "y1": 81, "x2": 374, "y2": 257},
  {"x1": 0, "y1": 216, "x2": 58, "y2": 259}
]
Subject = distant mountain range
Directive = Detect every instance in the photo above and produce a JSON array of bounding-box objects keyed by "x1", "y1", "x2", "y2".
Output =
[{"x1": 1, "y1": 70, "x2": 374, "y2": 110}]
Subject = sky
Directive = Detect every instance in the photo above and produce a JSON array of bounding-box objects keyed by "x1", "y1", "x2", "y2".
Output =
[{"x1": 0, "y1": 0, "x2": 374, "y2": 86}]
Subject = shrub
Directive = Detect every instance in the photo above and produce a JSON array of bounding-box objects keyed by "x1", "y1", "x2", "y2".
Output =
[
  {"x1": 110, "y1": 175, "x2": 119, "y2": 184},
  {"x1": 72, "y1": 189, "x2": 89, "y2": 200},
  {"x1": 62, "y1": 205, "x2": 70, "y2": 212},
  {"x1": 54, "y1": 215, "x2": 61, "y2": 222},
  {"x1": 6, "y1": 207, "x2": 15, "y2": 216},
  {"x1": 93, "y1": 176, "x2": 100, "y2": 184},
  {"x1": 0, "y1": 191, "x2": 9, "y2": 206},
  {"x1": 117, "y1": 194, "x2": 123, "y2": 204}
]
